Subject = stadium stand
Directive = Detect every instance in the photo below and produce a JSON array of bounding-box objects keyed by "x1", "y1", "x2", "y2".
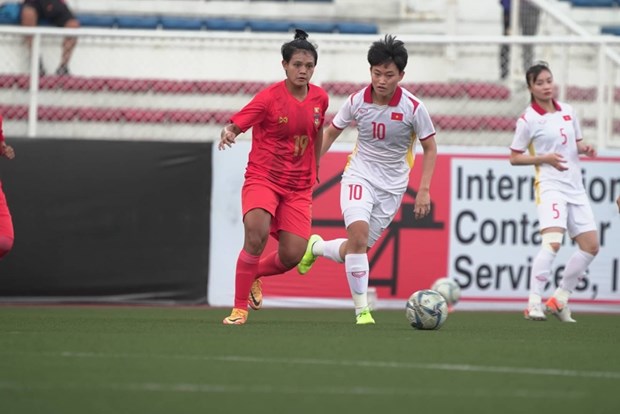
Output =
[
  {"x1": 0, "y1": 72, "x2": 617, "y2": 135},
  {"x1": 567, "y1": 0, "x2": 618, "y2": 7},
  {"x1": 601, "y1": 25, "x2": 620, "y2": 35},
  {"x1": 0, "y1": 0, "x2": 618, "y2": 146},
  {"x1": 0, "y1": 1, "x2": 378, "y2": 34}
]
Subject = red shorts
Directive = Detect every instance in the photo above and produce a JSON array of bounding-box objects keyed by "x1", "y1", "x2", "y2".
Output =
[
  {"x1": 0, "y1": 181, "x2": 14, "y2": 240},
  {"x1": 242, "y1": 177, "x2": 312, "y2": 240}
]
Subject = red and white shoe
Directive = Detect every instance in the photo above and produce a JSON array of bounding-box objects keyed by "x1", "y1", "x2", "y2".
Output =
[
  {"x1": 545, "y1": 297, "x2": 576, "y2": 323},
  {"x1": 524, "y1": 304, "x2": 546, "y2": 321}
]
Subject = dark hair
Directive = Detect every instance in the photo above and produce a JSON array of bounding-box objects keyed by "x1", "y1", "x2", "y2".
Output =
[
  {"x1": 281, "y1": 29, "x2": 318, "y2": 65},
  {"x1": 525, "y1": 61, "x2": 552, "y2": 102},
  {"x1": 367, "y1": 35, "x2": 408, "y2": 72}
]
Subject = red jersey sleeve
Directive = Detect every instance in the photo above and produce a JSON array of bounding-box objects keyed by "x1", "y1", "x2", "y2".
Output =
[
  {"x1": 0, "y1": 114, "x2": 4, "y2": 143},
  {"x1": 230, "y1": 90, "x2": 269, "y2": 133},
  {"x1": 0, "y1": 115, "x2": 4, "y2": 142}
]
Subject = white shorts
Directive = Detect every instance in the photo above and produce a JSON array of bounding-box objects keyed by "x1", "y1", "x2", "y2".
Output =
[
  {"x1": 340, "y1": 177, "x2": 404, "y2": 247},
  {"x1": 537, "y1": 190, "x2": 596, "y2": 238}
]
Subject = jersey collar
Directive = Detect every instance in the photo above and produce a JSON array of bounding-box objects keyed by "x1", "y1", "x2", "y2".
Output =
[
  {"x1": 531, "y1": 99, "x2": 561, "y2": 115},
  {"x1": 364, "y1": 84, "x2": 403, "y2": 106}
]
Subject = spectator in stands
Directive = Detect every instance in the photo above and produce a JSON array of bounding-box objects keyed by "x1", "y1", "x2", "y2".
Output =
[
  {"x1": 296, "y1": 35, "x2": 438, "y2": 325},
  {"x1": 218, "y1": 29, "x2": 329, "y2": 325},
  {"x1": 500, "y1": 0, "x2": 540, "y2": 79},
  {"x1": 0, "y1": 114, "x2": 15, "y2": 260},
  {"x1": 21, "y1": 0, "x2": 80, "y2": 76},
  {"x1": 510, "y1": 62, "x2": 598, "y2": 323}
]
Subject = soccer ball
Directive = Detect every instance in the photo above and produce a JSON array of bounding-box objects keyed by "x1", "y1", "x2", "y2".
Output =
[
  {"x1": 431, "y1": 277, "x2": 461, "y2": 306},
  {"x1": 405, "y1": 289, "x2": 448, "y2": 330}
]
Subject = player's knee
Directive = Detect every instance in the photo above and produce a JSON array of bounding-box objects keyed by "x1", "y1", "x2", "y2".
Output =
[
  {"x1": 582, "y1": 243, "x2": 599, "y2": 257},
  {"x1": 65, "y1": 19, "x2": 80, "y2": 29},
  {"x1": 279, "y1": 250, "x2": 300, "y2": 270},
  {"x1": 243, "y1": 231, "x2": 268, "y2": 255},
  {"x1": 541, "y1": 232, "x2": 563, "y2": 253},
  {"x1": 0, "y1": 236, "x2": 14, "y2": 259}
]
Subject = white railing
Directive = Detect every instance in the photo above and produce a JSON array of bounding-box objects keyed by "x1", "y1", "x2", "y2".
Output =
[{"x1": 0, "y1": 26, "x2": 619, "y2": 148}]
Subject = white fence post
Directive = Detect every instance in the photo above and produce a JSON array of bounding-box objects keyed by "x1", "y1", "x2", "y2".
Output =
[
  {"x1": 596, "y1": 43, "x2": 607, "y2": 151},
  {"x1": 27, "y1": 33, "x2": 41, "y2": 138}
]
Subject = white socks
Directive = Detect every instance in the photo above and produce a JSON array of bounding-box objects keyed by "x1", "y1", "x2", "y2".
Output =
[
  {"x1": 529, "y1": 248, "x2": 556, "y2": 302},
  {"x1": 313, "y1": 238, "x2": 346, "y2": 264},
  {"x1": 345, "y1": 253, "x2": 369, "y2": 315},
  {"x1": 557, "y1": 249, "x2": 595, "y2": 300},
  {"x1": 530, "y1": 248, "x2": 595, "y2": 306},
  {"x1": 313, "y1": 239, "x2": 368, "y2": 315}
]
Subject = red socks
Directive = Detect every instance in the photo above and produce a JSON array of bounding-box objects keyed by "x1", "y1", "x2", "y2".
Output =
[{"x1": 233, "y1": 249, "x2": 260, "y2": 309}]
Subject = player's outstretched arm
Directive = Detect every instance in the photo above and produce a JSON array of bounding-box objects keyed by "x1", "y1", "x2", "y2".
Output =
[
  {"x1": 577, "y1": 141, "x2": 596, "y2": 158},
  {"x1": 320, "y1": 124, "x2": 343, "y2": 157},
  {"x1": 218, "y1": 123, "x2": 242, "y2": 151},
  {"x1": 509, "y1": 150, "x2": 567, "y2": 171},
  {"x1": 414, "y1": 135, "x2": 437, "y2": 219},
  {"x1": 314, "y1": 126, "x2": 324, "y2": 183},
  {"x1": 0, "y1": 142, "x2": 15, "y2": 160}
]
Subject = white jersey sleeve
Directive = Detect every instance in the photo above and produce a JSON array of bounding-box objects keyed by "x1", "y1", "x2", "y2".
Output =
[
  {"x1": 572, "y1": 106, "x2": 583, "y2": 141},
  {"x1": 510, "y1": 116, "x2": 532, "y2": 153},
  {"x1": 332, "y1": 92, "x2": 359, "y2": 130},
  {"x1": 412, "y1": 101, "x2": 435, "y2": 141}
]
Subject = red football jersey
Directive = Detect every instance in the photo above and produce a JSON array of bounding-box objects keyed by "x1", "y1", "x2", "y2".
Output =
[
  {"x1": 231, "y1": 80, "x2": 329, "y2": 191},
  {"x1": 0, "y1": 114, "x2": 4, "y2": 143}
]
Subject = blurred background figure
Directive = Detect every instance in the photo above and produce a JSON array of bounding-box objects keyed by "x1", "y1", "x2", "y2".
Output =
[
  {"x1": 509, "y1": 63, "x2": 599, "y2": 323},
  {"x1": 0, "y1": 114, "x2": 15, "y2": 260},
  {"x1": 500, "y1": 0, "x2": 540, "y2": 80},
  {"x1": 21, "y1": 0, "x2": 80, "y2": 75}
]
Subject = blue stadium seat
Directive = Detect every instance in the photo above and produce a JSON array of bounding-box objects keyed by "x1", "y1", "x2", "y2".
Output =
[
  {"x1": 247, "y1": 20, "x2": 291, "y2": 32},
  {"x1": 336, "y1": 22, "x2": 378, "y2": 34},
  {"x1": 116, "y1": 16, "x2": 160, "y2": 29},
  {"x1": 160, "y1": 17, "x2": 203, "y2": 31},
  {"x1": 292, "y1": 21, "x2": 336, "y2": 33},
  {"x1": 601, "y1": 25, "x2": 620, "y2": 35},
  {"x1": 77, "y1": 14, "x2": 117, "y2": 28},
  {"x1": 569, "y1": 0, "x2": 616, "y2": 7},
  {"x1": 204, "y1": 18, "x2": 247, "y2": 31},
  {"x1": 0, "y1": 2, "x2": 21, "y2": 25}
]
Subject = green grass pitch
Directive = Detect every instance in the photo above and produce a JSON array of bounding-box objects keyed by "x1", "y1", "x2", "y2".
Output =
[{"x1": 1, "y1": 306, "x2": 619, "y2": 414}]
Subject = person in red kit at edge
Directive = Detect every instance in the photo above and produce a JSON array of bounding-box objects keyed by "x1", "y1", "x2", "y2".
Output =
[
  {"x1": 0, "y1": 114, "x2": 16, "y2": 260},
  {"x1": 218, "y1": 29, "x2": 329, "y2": 325}
]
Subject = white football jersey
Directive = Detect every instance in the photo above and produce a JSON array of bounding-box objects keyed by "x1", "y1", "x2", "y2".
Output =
[
  {"x1": 333, "y1": 85, "x2": 436, "y2": 194},
  {"x1": 510, "y1": 100, "x2": 586, "y2": 199}
]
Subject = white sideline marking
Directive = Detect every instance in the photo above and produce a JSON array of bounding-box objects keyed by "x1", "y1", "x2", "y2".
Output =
[
  {"x1": 49, "y1": 351, "x2": 620, "y2": 380},
  {"x1": 0, "y1": 380, "x2": 585, "y2": 399}
]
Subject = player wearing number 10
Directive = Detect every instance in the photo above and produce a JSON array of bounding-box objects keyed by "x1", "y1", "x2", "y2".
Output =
[
  {"x1": 509, "y1": 62, "x2": 599, "y2": 323},
  {"x1": 218, "y1": 30, "x2": 329, "y2": 325},
  {"x1": 297, "y1": 35, "x2": 438, "y2": 324}
]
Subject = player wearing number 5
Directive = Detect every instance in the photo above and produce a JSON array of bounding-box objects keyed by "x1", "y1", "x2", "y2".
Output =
[
  {"x1": 218, "y1": 30, "x2": 329, "y2": 325},
  {"x1": 297, "y1": 35, "x2": 438, "y2": 324},
  {"x1": 510, "y1": 62, "x2": 598, "y2": 323}
]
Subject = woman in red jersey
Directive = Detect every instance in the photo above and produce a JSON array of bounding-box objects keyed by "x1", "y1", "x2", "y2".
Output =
[
  {"x1": 0, "y1": 114, "x2": 16, "y2": 260},
  {"x1": 218, "y1": 30, "x2": 329, "y2": 325}
]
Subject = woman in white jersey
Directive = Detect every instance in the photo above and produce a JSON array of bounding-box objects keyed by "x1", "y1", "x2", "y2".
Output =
[
  {"x1": 509, "y1": 62, "x2": 598, "y2": 323},
  {"x1": 296, "y1": 35, "x2": 437, "y2": 325}
]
